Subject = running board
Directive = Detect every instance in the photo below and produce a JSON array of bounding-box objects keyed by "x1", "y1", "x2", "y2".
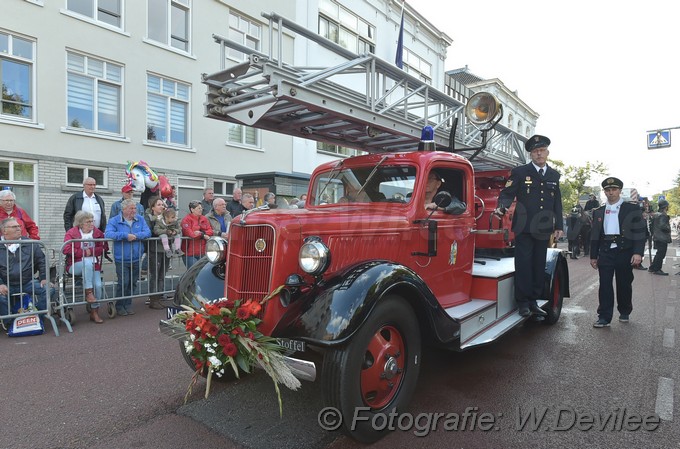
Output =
[{"x1": 460, "y1": 299, "x2": 548, "y2": 350}]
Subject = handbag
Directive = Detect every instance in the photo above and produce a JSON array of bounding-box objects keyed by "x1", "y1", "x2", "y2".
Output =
[{"x1": 7, "y1": 294, "x2": 44, "y2": 337}]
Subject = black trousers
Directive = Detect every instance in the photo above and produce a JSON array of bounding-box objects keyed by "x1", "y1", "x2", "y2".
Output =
[
  {"x1": 649, "y1": 241, "x2": 668, "y2": 272},
  {"x1": 596, "y1": 246, "x2": 634, "y2": 322},
  {"x1": 514, "y1": 233, "x2": 549, "y2": 306}
]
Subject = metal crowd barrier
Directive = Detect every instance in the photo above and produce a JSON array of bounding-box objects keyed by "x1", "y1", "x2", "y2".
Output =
[
  {"x1": 0, "y1": 239, "x2": 59, "y2": 336},
  {"x1": 53, "y1": 236, "x2": 194, "y2": 334}
]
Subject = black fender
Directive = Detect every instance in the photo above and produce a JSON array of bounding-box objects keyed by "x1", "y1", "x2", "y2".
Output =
[
  {"x1": 172, "y1": 257, "x2": 225, "y2": 308},
  {"x1": 272, "y1": 260, "x2": 461, "y2": 347},
  {"x1": 544, "y1": 248, "x2": 570, "y2": 299}
]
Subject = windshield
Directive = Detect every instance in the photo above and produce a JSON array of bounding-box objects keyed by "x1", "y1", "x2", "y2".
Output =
[{"x1": 311, "y1": 165, "x2": 417, "y2": 205}]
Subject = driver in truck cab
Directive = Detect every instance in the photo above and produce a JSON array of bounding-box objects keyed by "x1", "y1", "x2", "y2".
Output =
[{"x1": 424, "y1": 170, "x2": 466, "y2": 214}]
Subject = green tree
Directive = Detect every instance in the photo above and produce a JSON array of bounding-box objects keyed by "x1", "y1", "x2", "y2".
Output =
[
  {"x1": 664, "y1": 170, "x2": 680, "y2": 216},
  {"x1": 552, "y1": 160, "x2": 608, "y2": 212},
  {"x1": 1, "y1": 84, "x2": 27, "y2": 116}
]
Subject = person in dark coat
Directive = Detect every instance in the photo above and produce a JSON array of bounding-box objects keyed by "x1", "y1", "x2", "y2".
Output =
[
  {"x1": 566, "y1": 206, "x2": 582, "y2": 259},
  {"x1": 495, "y1": 135, "x2": 563, "y2": 317},
  {"x1": 649, "y1": 199, "x2": 672, "y2": 275},
  {"x1": 63, "y1": 177, "x2": 107, "y2": 234},
  {"x1": 589, "y1": 177, "x2": 646, "y2": 327}
]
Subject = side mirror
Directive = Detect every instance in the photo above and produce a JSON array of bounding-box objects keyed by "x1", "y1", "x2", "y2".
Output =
[{"x1": 433, "y1": 191, "x2": 452, "y2": 208}]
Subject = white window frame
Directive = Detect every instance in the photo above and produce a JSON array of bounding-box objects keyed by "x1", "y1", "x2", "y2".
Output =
[
  {"x1": 0, "y1": 158, "x2": 38, "y2": 220},
  {"x1": 213, "y1": 180, "x2": 236, "y2": 197},
  {"x1": 66, "y1": 165, "x2": 108, "y2": 188},
  {"x1": 318, "y1": 0, "x2": 375, "y2": 54},
  {"x1": 65, "y1": 50, "x2": 124, "y2": 137},
  {"x1": 0, "y1": 30, "x2": 37, "y2": 124},
  {"x1": 227, "y1": 11, "x2": 261, "y2": 63},
  {"x1": 146, "y1": 0, "x2": 191, "y2": 54},
  {"x1": 402, "y1": 48, "x2": 431, "y2": 84},
  {"x1": 64, "y1": 0, "x2": 124, "y2": 30},
  {"x1": 226, "y1": 122, "x2": 260, "y2": 149},
  {"x1": 317, "y1": 142, "x2": 365, "y2": 158},
  {"x1": 145, "y1": 72, "x2": 191, "y2": 148}
]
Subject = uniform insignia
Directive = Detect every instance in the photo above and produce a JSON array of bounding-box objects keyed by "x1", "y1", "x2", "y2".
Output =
[
  {"x1": 449, "y1": 241, "x2": 458, "y2": 265},
  {"x1": 526, "y1": 176, "x2": 531, "y2": 181},
  {"x1": 505, "y1": 180, "x2": 513, "y2": 187},
  {"x1": 606, "y1": 178, "x2": 614, "y2": 185}
]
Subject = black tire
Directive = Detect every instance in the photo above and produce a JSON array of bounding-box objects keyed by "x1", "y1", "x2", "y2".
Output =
[
  {"x1": 544, "y1": 270, "x2": 564, "y2": 325},
  {"x1": 321, "y1": 295, "x2": 421, "y2": 443},
  {"x1": 178, "y1": 340, "x2": 239, "y2": 382}
]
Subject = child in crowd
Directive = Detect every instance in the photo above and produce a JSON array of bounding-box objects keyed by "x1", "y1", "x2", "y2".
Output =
[{"x1": 154, "y1": 209, "x2": 184, "y2": 258}]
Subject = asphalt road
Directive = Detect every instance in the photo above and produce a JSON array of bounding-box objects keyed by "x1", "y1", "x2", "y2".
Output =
[{"x1": 2, "y1": 240, "x2": 679, "y2": 449}]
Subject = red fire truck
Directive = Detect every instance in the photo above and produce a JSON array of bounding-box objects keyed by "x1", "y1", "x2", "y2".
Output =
[{"x1": 161, "y1": 13, "x2": 569, "y2": 443}]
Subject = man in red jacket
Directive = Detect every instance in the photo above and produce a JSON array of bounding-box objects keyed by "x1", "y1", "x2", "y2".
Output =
[{"x1": 0, "y1": 190, "x2": 39, "y2": 239}]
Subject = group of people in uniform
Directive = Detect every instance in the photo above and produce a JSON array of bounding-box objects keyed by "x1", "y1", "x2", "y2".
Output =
[{"x1": 494, "y1": 134, "x2": 654, "y2": 327}]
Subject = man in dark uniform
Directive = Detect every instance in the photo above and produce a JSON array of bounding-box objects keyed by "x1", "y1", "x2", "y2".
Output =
[
  {"x1": 495, "y1": 135, "x2": 563, "y2": 317},
  {"x1": 589, "y1": 177, "x2": 645, "y2": 327},
  {"x1": 584, "y1": 193, "x2": 599, "y2": 211}
]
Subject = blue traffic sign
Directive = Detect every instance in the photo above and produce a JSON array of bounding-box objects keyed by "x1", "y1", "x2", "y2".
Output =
[{"x1": 647, "y1": 130, "x2": 671, "y2": 149}]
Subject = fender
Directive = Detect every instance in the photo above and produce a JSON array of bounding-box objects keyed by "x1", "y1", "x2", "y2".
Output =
[
  {"x1": 172, "y1": 257, "x2": 225, "y2": 308},
  {"x1": 545, "y1": 248, "x2": 570, "y2": 299},
  {"x1": 272, "y1": 260, "x2": 461, "y2": 347}
]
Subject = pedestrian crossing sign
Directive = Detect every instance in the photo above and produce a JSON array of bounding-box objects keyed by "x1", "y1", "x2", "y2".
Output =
[{"x1": 647, "y1": 130, "x2": 671, "y2": 149}]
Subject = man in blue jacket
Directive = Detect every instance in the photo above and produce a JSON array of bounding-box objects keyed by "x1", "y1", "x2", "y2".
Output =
[{"x1": 105, "y1": 199, "x2": 151, "y2": 316}]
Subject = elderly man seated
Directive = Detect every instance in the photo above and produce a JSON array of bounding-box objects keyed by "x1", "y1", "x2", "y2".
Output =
[{"x1": 0, "y1": 218, "x2": 48, "y2": 326}]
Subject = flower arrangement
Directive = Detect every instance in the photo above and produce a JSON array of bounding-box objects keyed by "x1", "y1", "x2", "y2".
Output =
[{"x1": 167, "y1": 288, "x2": 301, "y2": 415}]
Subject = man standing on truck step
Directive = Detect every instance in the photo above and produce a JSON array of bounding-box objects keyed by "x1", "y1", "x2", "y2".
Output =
[
  {"x1": 494, "y1": 135, "x2": 563, "y2": 317},
  {"x1": 589, "y1": 177, "x2": 645, "y2": 327}
]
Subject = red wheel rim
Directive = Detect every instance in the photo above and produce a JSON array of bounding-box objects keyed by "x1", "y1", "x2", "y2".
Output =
[
  {"x1": 360, "y1": 325, "x2": 405, "y2": 408},
  {"x1": 552, "y1": 275, "x2": 560, "y2": 308}
]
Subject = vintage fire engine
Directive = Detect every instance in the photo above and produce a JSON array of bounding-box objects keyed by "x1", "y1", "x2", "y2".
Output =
[{"x1": 160, "y1": 13, "x2": 569, "y2": 443}]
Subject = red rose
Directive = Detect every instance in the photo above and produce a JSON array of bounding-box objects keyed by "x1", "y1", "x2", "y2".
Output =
[
  {"x1": 206, "y1": 323, "x2": 219, "y2": 336},
  {"x1": 217, "y1": 334, "x2": 231, "y2": 347},
  {"x1": 223, "y1": 343, "x2": 238, "y2": 357},
  {"x1": 249, "y1": 301, "x2": 262, "y2": 316},
  {"x1": 193, "y1": 341, "x2": 202, "y2": 352}
]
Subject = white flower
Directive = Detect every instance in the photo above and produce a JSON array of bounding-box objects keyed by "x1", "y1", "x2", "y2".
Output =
[
  {"x1": 190, "y1": 334, "x2": 196, "y2": 341},
  {"x1": 208, "y1": 356, "x2": 222, "y2": 367},
  {"x1": 183, "y1": 341, "x2": 192, "y2": 354},
  {"x1": 206, "y1": 346, "x2": 215, "y2": 354}
]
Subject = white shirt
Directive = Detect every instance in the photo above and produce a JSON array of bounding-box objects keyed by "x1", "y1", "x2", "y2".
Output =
[
  {"x1": 531, "y1": 162, "x2": 547, "y2": 175},
  {"x1": 81, "y1": 192, "x2": 102, "y2": 229},
  {"x1": 603, "y1": 198, "x2": 624, "y2": 247}
]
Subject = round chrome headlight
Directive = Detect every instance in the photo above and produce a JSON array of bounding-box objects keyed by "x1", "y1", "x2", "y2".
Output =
[
  {"x1": 205, "y1": 237, "x2": 227, "y2": 264},
  {"x1": 465, "y1": 92, "x2": 502, "y2": 126},
  {"x1": 299, "y1": 239, "x2": 330, "y2": 275}
]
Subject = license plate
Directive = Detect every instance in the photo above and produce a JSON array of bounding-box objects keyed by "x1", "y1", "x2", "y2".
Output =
[
  {"x1": 166, "y1": 307, "x2": 182, "y2": 319},
  {"x1": 277, "y1": 338, "x2": 306, "y2": 353}
]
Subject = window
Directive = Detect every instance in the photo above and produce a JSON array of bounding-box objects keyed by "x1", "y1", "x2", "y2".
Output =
[
  {"x1": 318, "y1": 0, "x2": 375, "y2": 54},
  {"x1": 67, "y1": 51, "x2": 123, "y2": 135},
  {"x1": 1, "y1": 31, "x2": 35, "y2": 121},
  {"x1": 402, "y1": 48, "x2": 431, "y2": 84},
  {"x1": 147, "y1": 74, "x2": 189, "y2": 146},
  {"x1": 525, "y1": 125, "x2": 530, "y2": 136},
  {"x1": 317, "y1": 142, "x2": 365, "y2": 157},
  {"x1": 517, "y1": 120, "x2": 523, "y2": 134},
  {"x1": 0, "y1": 159, "x2": 37, "y2": 217},
  {"x1": 66, "y1": 166, "x2": 106, "y2": 187},
  {"x1": 227, "y1": 11, "x2": 261, "y2": 62},
  {"x1": 148, "y1": 0, "x2": 190, "y2": 52},
  {"x1": 67, "y1": 0, "x2": 122, "y2": 28},
  {"x1": 507, "y1": 113, "x2": 514, "y2": 130},
  {"x1": 213, "y1": 181, "x2": 235, "y2": 196},
  {"x1": 227, "y1": 123, "x2": 259, "y2": 147}
]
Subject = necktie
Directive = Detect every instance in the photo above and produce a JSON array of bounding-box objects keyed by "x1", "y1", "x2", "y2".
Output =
[{"x1": 539, "y1": 168, "x2": 545, "y2": 178}]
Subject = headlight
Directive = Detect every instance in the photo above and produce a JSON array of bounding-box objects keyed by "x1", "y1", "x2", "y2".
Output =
[
  {"x1": 205, "y1": 237, "x2": 227, "y2": 264},
  {"x1": 299, "y1": 237, "x2": 330, "y2": 275},
  {"x1": 465, "y1": 92, "x2": 501, "y2": 127}
]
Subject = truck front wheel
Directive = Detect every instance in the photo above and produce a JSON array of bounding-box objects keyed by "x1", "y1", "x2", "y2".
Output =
[
  {"x1": 544, "y1": 271, "x2": 564, "y2": 325},
  {"x1": 321, "y1": 295, "x2": 421, "y2": 443}
]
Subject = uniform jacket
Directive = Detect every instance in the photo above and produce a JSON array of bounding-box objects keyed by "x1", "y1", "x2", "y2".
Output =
[
  {"x1": 651, "y1": 212, "x2": 672, "y2": 244},
  {"x1": 63, "y1": 192, "x2": 107, "y2": 233},
  {"x1": 498, "y1": 163, "x2": 563, "y2": 235},
  {"x1": 0, "y1": 236, "x2": 47, "y2": 286},
  {"x1": 589, "y1": 201, "x2": 646, "y2": 259},
  {"x1": 104, "y1": 213, "x2": 151, "y2": 262},
  {"x1": 63, "y1": 226, "x2": 107, "y2": 272},
  {"x1": 0, "y1": 205, "x2": 40, "y2": 240},
  {"x1": 181, "y1": 213, "x2": 213, "y2": 257}
]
